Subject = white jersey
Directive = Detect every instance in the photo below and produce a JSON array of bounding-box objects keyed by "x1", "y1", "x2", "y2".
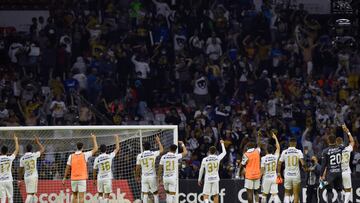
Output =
[
  {"x1": 279, "y1": 147, "x2": 304, "y2": 178},
  {"x1": 0, "y1": 154, "x2": 16, "y2": 182},
  {"x1": 93, "y1": 152, "x2": 116, "y2": 180},
  {"x1": 19, "y1": 151, "x2": 41, "y2": 180},
  {"x1": 159, "y1": 152, "x2": 183, "y2": 178},
  {"x1": 341, "y1": 145, "x2": 353, "y2": 173},
  {"x1": 136, "y1": 150, "x2": 160, "y2": 178},
  {"x1": 198, "y1": 143, "x2": 226, "y2": 183},
  {"x1": 261, "y1": 153, "x2": 279, "y2": 179}
]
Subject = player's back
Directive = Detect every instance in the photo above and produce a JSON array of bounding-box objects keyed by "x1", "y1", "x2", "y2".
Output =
[
  {"x1": 20, "y1": 152, "x2": 41, "y2": 179},
  {"x1": 94, "y1": 152, "x2": 116, "y2": 180},
  {"x1": 0, "y1": 154, "x2": 15, "y2": 182},
  {"x1": 322, "y1": 146, "x2": 343, "y2": 174},
  {"x1": 160, "y1": 152, "x2": 182, "y2": 178},
  {"x1": 261, "y1": 153, "x2": 279, "y2": 179},
  {"x1": 341, "y1": 145, "x2": 353, "y2": 173},
  {"x1": 280, "y1": 147, "x2": 303, "y2": 177},
  {"x1": 202, "y1": 155, "x2": 221, "y2": 183},
  {"x1": 137, "y1": 150, "x2": 160, "y2": 177}
]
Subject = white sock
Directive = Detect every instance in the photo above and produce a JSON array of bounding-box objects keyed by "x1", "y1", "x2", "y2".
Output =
[
  {"x1": 0, "y1": 196, "x2": 5, "y2": 203},
  {"x1": 284, "y1": 195, "x2": 290, "y2": 203},
  {"x1": 143, "y1": 194, "x2": 148, "y2": 203},
  {"x1": 8, "y1": 197, "x2": 13, "y2": 203},
  {"x1": 204, "y1": 199, "x2": 209, "y2": 203},
  {"x1": 344, "y1": 192, "x2": 351, "y2": 203},
  {"x1": 166, "y1": 194, "x2": 172, "y2": 203},
  {"x1": 153, "y1": 194, "x2": 159, "y2": 203},
  {"x1": 98, "y1": 196, "x2": 103, "y2": 203}
]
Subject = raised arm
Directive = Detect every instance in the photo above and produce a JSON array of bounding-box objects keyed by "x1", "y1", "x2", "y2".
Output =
[
  {"x1": 91, "y1": 133, "x2": 98, "y2": 155},
  {"x1": 271, "y1": 131, "x2": 280, "y2": 155},
  {"x1": 301, "y1": 127, "x2": 309, "y2": 144},
  {"x1": 218, "y1": 140, "x2": 226, "y2": 160},
  {"x1": 13, "y1": 134, "x2": 19, "y2": 156},
  {"x1": 113, "y1": 135, "x2": 120, "y2": 155},
  {"x1": 179, "y1": 141, "x2": 188, "y2": 157},
  {"x1": 35, "y1": 136, "x2": 45, "y2": 155},
  {"x1": 156, "y1": 135, "x2": 164, "y2": 154},
  {"x1": 342, "y1": 124, "x2": 355, "y2": 148}
]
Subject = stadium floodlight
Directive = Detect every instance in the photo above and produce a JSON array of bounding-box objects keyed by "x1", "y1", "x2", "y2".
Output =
[{"x1": 0, "y1": 125, "x2": 178, "y2": 203}]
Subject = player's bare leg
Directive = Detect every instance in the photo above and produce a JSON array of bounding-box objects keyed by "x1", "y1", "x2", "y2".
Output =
[
  {"x1": 284, "y1": 189, "x2": 291, "y2": 203},
  {"x1": 254, "y1": 190, "x2": 259, "y2": 203},
  {"x1": 98, "y1": 192, "x2": 104, "y2": 202},
  {"x1": 293, "y1": 183, "x2": 301, "y2": 203},
  {"x1": 213, "y1": 194, "x2": 219, "y2": 203},
  {"x1": 344, "y1": 188, "x2": 351, "y2": 203},
  {"x1": 78, "y1": 192, "x2": 85, "y2": 203},
  {"x1": 142, "y1": 192, "x2": 149, "y2": 203},
  {"x1": 103, "y1": 193, "x2": 110, "y2": 203},
  {"x1": 72, "y1": 192, "x2": 78, "y2": 203},
  {"x1": 153, "y1": 191, "x2": 159, "y2": 203},
  {"x1": 203, "y1": 194, "x2": 210, "y2": 203},
  {"x1": 246, "y1": 189, "x2": 254, "y2": 203},
  {"x1": 25, "y1": 193, "x2": 36, "y2": 203},
  {"x1": 166, "y1": 191, "x2": 176, "y2": 203}
]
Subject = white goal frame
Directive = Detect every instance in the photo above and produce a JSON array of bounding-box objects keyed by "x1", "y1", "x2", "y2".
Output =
[{"x1": 0, "y1": 125, "x2": 179, "y2": 202}]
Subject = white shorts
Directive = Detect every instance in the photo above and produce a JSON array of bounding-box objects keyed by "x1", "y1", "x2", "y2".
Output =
[
  {"x1": 141, "y1": 176, "x2": 158, "y2": 193},
  {"x1": 245, "y1": 179, "x2": 260, "y2": 190},
  {"x1": 0, "y1": 181, "x2": 13, "y2": 198},
  {"x1": 71, "y1": 180, "x2": 87, "y2": 193},
  {"x1": 97, "y1": 179, "x2": 112, "y2": 194},
  {"x1": 203, "y1": 181, "x2": 219, "y2": 196},
  {"x1": 25, "y1": 178, "x2": 38, "y2": 194},
  {"x1": 163, "y1": 177, "x2": 177, "y2": 193},
  {"x1": 284, "y1": 176, "x2": 301, "y2": 190},
  {"x1": 342, "y1": 172, "x2": 352, "y2": 189},
  {"x1": 262, "y1": 178, "x2": 278, "y2": 194}
]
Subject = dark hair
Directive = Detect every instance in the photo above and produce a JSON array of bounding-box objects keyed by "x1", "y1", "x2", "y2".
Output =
[
  {"x1": 170, "y1": 144, "x2": 178, "y2": 152},
  {"x1": 328, "y1": 135, "x2": 336, "y2": 145},
  {"x1": 76, "y1": 142, "x2": 84, "y2": 150},
  {"x1": 26, "y1": 144, "x2": 33, "y2": 152},
  {"x1": 209, "y1": 146, "x2": 217, "y2": 154},
  {"x1": 100, "y1": 144, "x2": 107, "y2": 153},
  {"x1": 143, "y1": 142, "x2": 151, "y2": 150},
  {"x1": 246, "y1": 142, "x2": 256, "y2": 150},
  {"x1": 289, "y1": 137, "x2": 297, "y2": 144},
  {"x1": 1, "y1": 146, "x2": 8, "y2": 155},
  {"x1": 267, "y1": 145, "x2": 275, "y2": 154}
]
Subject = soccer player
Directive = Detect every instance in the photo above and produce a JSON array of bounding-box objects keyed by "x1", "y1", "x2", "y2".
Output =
[
  {"x1": 277, "y1": 137, "x2": 306, "y2": 203},
  {"x1": 0, "y1": 134, "x2": 19, "y2": 203},
  {"x1": 93, "y1": 135, "x2": 120, "y2": 203},
  {"x1": 336, "y1": 124, "x2": 354, "y2": 203},
  {"x1": 198, "y1": 140, "x2": 226, "y2": 203},
  {"x1": 18, "y1": 137, "x2": 45, "y2": 203},
  {"x1": 62, "y1": 133, "x2": 98, "y2": 203},
  {"x1": 261, "y1": 132, "x2": 281, "y2": 203},
  {"x1": 240, "y1": 131, "x2": 261, "y2": 203},
  {"x1": 158, "y1": 141, "x2": 188, "y2": 203},
  {"x1": 320, "y1": 133, "x2": 344, "y2": 203},
  {"x1": 135, "y1": 136, "x2": 164, "y2": 203}
]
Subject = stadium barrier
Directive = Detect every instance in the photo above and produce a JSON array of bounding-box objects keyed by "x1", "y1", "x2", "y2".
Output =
[{"x1": 179, "y1": 179, "x2": 360, "y2": 203}]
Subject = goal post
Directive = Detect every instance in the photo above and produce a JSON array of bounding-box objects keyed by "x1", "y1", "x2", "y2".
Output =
[{"x1": 0, "y1": 125, "x2": 178, "y2": 203}]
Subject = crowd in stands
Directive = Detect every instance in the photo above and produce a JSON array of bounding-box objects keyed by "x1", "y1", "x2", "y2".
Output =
[{"x1": 1, "y1": 0, "x2": 360, "y2": 179}]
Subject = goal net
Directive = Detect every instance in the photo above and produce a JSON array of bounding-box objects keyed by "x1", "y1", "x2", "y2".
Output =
[{"x1": 0, "y1": 125, "x2": 178, "y2": 203}]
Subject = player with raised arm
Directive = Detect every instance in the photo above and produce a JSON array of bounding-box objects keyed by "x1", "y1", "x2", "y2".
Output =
[
  {"x1": 198, "y1": 140, "x2": 226, "y2": 203},
  {"x1": 0, "y1": 134, "x2": 19, "y2": 203},
  {"x1": 62, "y1": 133, "x2": 98, "y2": 203},
  {"x1": 93, "y1": 135, "x2": 120, "y2": 203},
  {"x1": 261, "y1": 131, "x2": 281, "y2": 203},
  {"x1": 240, "y1": 131, "x2": 262, "y2": 203},
  {"x1": 158, "y1": 141, "x2": 188, "y2": 203},
  {"x1": 277, "y1": 137, "x2": 306, "y2": 203},
  {"x1": 335, "y1": 124, "x2": 354, "y2": 203},
  {"x1": 18, "y1": 137, "x2": 45, "y2": 203},
  {"x1": 135, "y1": 136, "x2": 164, "y2": 203}
]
